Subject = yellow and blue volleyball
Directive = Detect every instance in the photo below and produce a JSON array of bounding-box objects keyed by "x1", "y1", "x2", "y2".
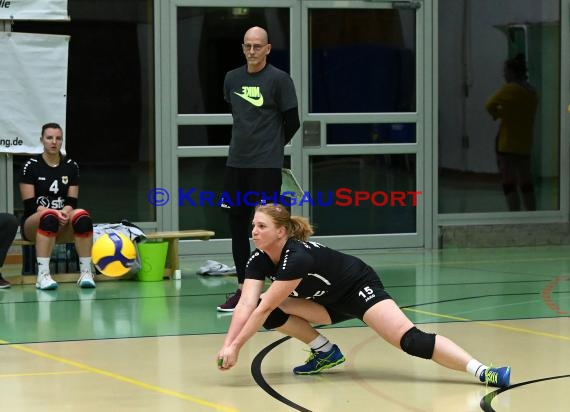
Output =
[{"x1": 92, "y1": 232, "x2": 137, "y2": 277}]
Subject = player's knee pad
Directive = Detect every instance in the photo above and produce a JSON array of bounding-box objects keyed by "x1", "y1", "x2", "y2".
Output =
[
  {"x1": 72, "y1": 210, "x2": 93, "y2": 237},
  {"x1": 263, "y1": 307, "x2": 290, "y2": 330},
  {"x1": 502, "y1": 183, "x2": 516, "y2": 195},
  {"x1": 38, "y1": 211, "x2": 59, "y2": 237},
  {"x1": 400, "y1": 327, "x2": 436, "y2": 359},
  {"x1": 520, "y1": 182, "x2": 534, "y2": 193}
]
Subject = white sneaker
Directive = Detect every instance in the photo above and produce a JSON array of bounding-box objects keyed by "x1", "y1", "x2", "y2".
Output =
[
  {"x1": 36, "y1": 273, "x2": 58, "y2": 290},
  {"x1": 77, "y1": 272, "x2": 96, "y2": 289}
]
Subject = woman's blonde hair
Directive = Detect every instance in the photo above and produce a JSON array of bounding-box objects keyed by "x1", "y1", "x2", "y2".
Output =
[{"x1": 255, "y1": 204, "x2": 314, "y2": 241}]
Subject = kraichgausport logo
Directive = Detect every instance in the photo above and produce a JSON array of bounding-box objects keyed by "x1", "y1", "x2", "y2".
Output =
[{"x1": 147, "y1": 188, "x2": 422, "y2": 207}]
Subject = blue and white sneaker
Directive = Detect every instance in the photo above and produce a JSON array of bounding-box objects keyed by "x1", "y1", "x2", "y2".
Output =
[
  {"x1": 77, "y1": 272, "x2": 96, "y2": 289},
  {"x1": 480, "y1": 366, "x2": 511, "y2": 388},
  {"x1": 293, "y1": 344, "x2": 346, "y2": 375},
  {"x1": 36, "y1": 273, "x2": 58, "y2": 290}
]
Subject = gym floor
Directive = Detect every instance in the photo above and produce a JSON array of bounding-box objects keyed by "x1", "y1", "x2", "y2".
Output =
[{"x1": 0, "y1": 245, "x2": 569, "y2": 411}]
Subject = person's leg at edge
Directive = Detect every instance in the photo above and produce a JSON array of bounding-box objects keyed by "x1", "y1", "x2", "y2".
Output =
[
  {"x1": 363, "y1": 299, "x2": 510, "y2": 387},
  {"x1": 230, "y1": 209, "x2": 252, "y2": 286},
  {"x1": 0, "y1": 213, "x2": 18, "y2": 288},
  {"x1": 217, "y1": 167, "x2": 251, "y2": 311},
  {"x1": 518, "y1": 156, "x2": 536, "y2": 211},
  {"x1": 218, "y1": 167, "x2": 282, "y2": 312},
  {"x1": 498, "y1": 154, "x2": 521, "y2": 211},
  {"x1": 217, "y1": 207, "x2": 251, "y2": 311}
]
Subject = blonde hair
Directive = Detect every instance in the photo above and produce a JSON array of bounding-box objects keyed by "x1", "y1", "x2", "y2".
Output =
[{"x1": 255, "y1": 204, "x2": 314, "y2": 241}]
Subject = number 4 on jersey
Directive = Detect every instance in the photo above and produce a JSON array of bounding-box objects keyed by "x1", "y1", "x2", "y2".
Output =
[{"x1": 49, "y1": 179, "x2": 59, "y2": 194}]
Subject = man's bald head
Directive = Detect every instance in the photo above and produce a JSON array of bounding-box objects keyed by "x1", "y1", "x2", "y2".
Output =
[{"x1": 244, "y1": 26, "x2": 269, "y2": 44}]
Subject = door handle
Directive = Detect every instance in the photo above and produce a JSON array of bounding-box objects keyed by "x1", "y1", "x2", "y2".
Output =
[{"x1": 302, "y1": 121, "x2": 321, "y2": 147}]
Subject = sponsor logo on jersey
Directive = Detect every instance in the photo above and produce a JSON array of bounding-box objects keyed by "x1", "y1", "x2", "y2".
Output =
[
  {"x1": 37, "y1": 196, "x2": 50, "y2": 207},
  {"x1": 51, "y1": 197, "x2": 65, "y2": 209},
  {"x1": 234, "y1": 86, "x2": 264, "y2": 107},
  {"x1": 37, "y1": 196, "x2": 65, "y2": 209}
]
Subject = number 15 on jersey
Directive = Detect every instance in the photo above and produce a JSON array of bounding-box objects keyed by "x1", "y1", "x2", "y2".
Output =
[{"x1": 358, "y1": 286, "x2": 376, "y2": 302}]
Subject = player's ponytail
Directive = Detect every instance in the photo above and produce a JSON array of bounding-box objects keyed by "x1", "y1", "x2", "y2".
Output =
[
  {"x1": 255, "y1": 204, "x2": 314, "y2": 241},
  {"x1": 288, "y1": 216, "x2": 313, "y2": 241}
]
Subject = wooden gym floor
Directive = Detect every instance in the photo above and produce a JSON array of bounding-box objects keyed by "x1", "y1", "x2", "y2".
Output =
[{"x1": 0, "y1": 245, "x2": 569, "y2": 411}]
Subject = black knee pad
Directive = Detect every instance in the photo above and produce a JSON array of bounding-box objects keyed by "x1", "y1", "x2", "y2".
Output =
[
  {"x1": 72, "y1": 210, "x2": 93, "y2": 236},
  {"x1": 502, "y1": 183, "x2": 516, "y2": 195},
  {"x1": 263, "y1": 307, "x2": 290, "y2": 330},
  {"x1": 520, "y1": 182, "x2": 534, "y2": 193},
  {"x1": 400, "y1": 327, "x2": 436, "y2": 359},
  {"x1": 38, "y1": 211, "x2": 59, "y2": 237}
]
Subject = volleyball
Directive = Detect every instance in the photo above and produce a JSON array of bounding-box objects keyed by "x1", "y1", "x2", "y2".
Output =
[{"x1": 92, "y1": 232, "x2": 137, "y2": 277}]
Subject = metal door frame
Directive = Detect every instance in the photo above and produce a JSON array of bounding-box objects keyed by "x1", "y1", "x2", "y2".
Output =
[
  {"x1": 158, "y1": 0, "x2": 433, "y2": 254},
  {"x1": 299, "y1": 0, "x2": 430, "y2": 249}
]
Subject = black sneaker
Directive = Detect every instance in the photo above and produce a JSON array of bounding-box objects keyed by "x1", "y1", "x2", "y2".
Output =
[
  {"x1": 0, "y1": 274, "x2": 11, "y2": 289},
  {"x1": 216, "y1": 289, "x2": 242, "y2": 312}
]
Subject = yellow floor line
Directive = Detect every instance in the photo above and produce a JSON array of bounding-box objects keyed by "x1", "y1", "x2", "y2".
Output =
[
  {"x1": 403, "y1": 308, "x2": 570, "y2": 341},
  {"x1": 0, "y1": 339, "x2": 237, "y2": 412},
  {"x1": 0, "y1": 370, "x2": 87, "y2": 379}
]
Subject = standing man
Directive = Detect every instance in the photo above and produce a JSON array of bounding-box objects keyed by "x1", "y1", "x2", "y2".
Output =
[{"x1": 218, "y1": 26, "x2": 300, "y2": 312}]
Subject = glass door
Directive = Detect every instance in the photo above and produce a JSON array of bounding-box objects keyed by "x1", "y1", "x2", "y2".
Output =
[
  {"x1": 166, "y1": 1, "x2": 298, "y2": 249},
  {"x1": 164, "y1": 0, "x2": 428, "y2": 253},
  {"x1": 299, "y1": 1, "x2": 425, "y2": 249}
]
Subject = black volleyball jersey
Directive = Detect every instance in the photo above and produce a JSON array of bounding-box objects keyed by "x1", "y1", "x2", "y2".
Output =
[
  {"x1": 20, "y1": 155, "x2": 79, "y2": 216},
  {"x1": 245, "y1": 238, "x2": 375, "y2": 303}
]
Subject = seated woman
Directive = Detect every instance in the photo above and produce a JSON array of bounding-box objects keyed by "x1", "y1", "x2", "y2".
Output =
[{"x1": 20, "y1": 123, "x2": 95, "y2": 290}]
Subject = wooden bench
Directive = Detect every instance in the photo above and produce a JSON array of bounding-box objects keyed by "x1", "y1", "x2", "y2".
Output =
[
  {"x1": 145, "y1": 230, "x2": 215, "y2": 279},
  {"x1": 11, "y1": 229, "x2": 215, "y2": 285}
]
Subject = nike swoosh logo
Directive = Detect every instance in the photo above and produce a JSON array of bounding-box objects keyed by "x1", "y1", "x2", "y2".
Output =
[{"x1": 234, "y1": 91, "x2": 264, "y2": 107}]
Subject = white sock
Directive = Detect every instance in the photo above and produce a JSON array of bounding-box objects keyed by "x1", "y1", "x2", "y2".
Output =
[
  {"x1": 466, "y1": 359, "x2": 487, "y2": 379},
  {"x1": 37, "y1": 257, "x2": 51, "y2": 276},
  {"x1": 79, "y1": 257, "x2": 92, "y2": 274},
  {"x1": 308, "y1": 334, "x2": 333, "y2": 353}
]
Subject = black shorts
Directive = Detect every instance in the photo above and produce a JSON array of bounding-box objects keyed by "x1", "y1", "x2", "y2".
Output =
[
  {"x1": 221, "y1": 167, "x2": 282, "y2": 215},
  {"x1": 318, "y1": 268, "x2": 392, "y2": 323}
]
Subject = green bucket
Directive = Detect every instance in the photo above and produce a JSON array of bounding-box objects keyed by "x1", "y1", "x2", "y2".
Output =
[{"x1": 137, "y1": 241, "x2": 168, "y2": 282}]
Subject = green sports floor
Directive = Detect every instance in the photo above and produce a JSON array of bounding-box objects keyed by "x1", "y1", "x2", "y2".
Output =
[{"x1": 1, "y1": 245, "x2": 569, "y2": 411}]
